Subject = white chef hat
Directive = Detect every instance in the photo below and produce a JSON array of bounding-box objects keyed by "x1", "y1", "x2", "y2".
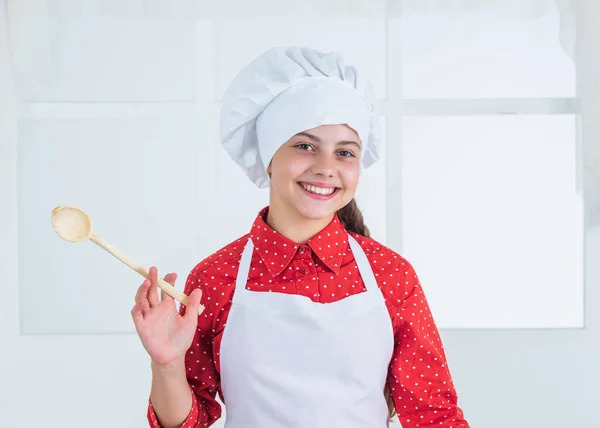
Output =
[{"x1": 219, "y1": 46, "x2": 382, "y2": 189}]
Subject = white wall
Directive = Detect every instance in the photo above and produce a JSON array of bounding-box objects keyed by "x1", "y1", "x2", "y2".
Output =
[
  {"x1": 1, "y1": 1, "x2": 598, "y2": 427},
  {"x1": 7, "y1": 0, "x2": 585, "y2": 335}
]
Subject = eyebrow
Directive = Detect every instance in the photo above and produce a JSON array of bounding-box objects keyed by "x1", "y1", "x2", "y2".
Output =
[{"x1": 295, "y1": 132, "x2": 362, "y2": 149}]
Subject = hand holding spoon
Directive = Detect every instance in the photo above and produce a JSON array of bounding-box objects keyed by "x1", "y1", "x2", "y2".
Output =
[{"x1": 51, "y1": 205, "x2": 204, "y2": 315}]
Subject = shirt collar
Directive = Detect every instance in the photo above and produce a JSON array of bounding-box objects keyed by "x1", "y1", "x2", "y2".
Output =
[
  {"x1": 305, "y1": 214, "x2": 348, "y2": 275},
  {"x1": 249, "y1": 207, "x2": 349, "y2": 277}
]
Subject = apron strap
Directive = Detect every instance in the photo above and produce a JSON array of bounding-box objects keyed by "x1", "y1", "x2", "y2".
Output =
[
  {"x1": 234, "y1": 237, "x2": 255, "y2": 293},
  {"x1": 347, "y1": 235, "x2": 380, "y2": 294}
]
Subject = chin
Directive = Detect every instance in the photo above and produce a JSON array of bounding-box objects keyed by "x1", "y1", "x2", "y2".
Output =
[
  {"x1": 295, "y1": 200, "x2": 348, "y2": 221},
  {"x1": 297, "y1": 207, "x2": 335, "y2": 220}
]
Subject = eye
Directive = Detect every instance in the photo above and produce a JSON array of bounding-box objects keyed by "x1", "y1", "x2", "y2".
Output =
[
  {"x1": 338, "y1": 150, "x2": 355, "y2": 158},
  {"x1": 295, "y1": 143, "x2": 314, "y2": 151}
]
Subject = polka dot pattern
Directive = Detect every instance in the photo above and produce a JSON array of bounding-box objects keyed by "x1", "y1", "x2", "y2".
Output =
[{"x1": 146, "y1": 207, "x2": 469, "y2": 427}]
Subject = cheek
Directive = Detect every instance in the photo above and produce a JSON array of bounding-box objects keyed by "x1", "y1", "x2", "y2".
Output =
[
  {"x1": 340, "y1": 164, "x2": 360, "y2": 190},
  {"x1": 274, "y1": 157, "x2": 309, "y2": 182},
  {"x1": 270, "y1": 156, "x2": 306, "y2": 190}
]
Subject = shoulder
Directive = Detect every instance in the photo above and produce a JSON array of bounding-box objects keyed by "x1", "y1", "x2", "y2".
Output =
[
  {"x1": 348, "y1": 232, "x2": 409, "y2": 270},
  {"x1": 185, "y1": 233, "x2": 251, "y2": 285},
  {"x1": 349, "y1": 232, "x2": 420, "y2": 304}
]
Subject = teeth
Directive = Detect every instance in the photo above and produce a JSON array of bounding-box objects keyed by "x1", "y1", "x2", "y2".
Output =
[{"x1": 301, "y1": 183, "x2": 335, "y2": 195}]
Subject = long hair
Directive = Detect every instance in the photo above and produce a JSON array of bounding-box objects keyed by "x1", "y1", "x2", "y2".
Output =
[
  {"x1": 336, "y1": 198, "x2": 397, "y2": 421},
  {"x1": 336, "y1": 198, "x2": 370, "y2": 238}
]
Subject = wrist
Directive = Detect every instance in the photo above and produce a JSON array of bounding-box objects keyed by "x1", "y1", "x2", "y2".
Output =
[{"x1": 151, "y1": 357, "x2": 186, "y2": 376}]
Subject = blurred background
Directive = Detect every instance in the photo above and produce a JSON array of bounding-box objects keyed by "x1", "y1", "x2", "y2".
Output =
[{"x1": 0, "y1": 0, "x2": 598, "y2": 427}]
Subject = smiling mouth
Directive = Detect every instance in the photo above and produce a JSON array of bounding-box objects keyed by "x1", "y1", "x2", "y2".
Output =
[{"x1": 298, "y1": 182, "x2": 340, "y2": 196}]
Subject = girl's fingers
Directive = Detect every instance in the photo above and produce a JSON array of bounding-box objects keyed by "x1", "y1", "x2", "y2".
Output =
[
  {"x1": 147, "y1": 267, "x2": 160, "y2": 308},
  {"x1": 183, "y1": 288, "x2": 203, "y2": 322},
  {"x1": 134, "y1": 268, "x2": 177, "y2": 319},
  {"x1": 135, "y1": 279, "x2": 151, "y2": 305},
  {"x1": 131, "y1": 302, "x2": 145, "y2": 324},
  {"x1": 160, "y1": 287, "x2": 175, "y2": 310},
  {"x1": 163, "y1": 272, "x2": 177, "y2": 286},
  {"x1": 159, "y1": 273, "x2": 177, "y2": 308}
]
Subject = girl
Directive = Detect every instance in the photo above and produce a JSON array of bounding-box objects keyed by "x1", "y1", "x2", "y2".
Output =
[{"x1": 132, "y1": 46, "x2": 470, "y2": 428}]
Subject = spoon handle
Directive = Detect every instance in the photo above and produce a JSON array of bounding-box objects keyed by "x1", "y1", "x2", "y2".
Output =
[{"x1": 89, "y1": 234, "x2": 204, "y2": 315}]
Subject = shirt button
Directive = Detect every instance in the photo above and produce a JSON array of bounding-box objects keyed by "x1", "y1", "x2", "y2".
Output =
[
  {"x1": 299, "y1": 268, "x2": 307, "y2": 274},
  {"x1": 299, "y1": 245, "x2": 307, "y2": 253}
]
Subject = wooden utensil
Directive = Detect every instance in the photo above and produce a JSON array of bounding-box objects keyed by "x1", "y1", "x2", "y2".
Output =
[{"x1": 51, "y1": 205, "x2": 203, "y2": 315}]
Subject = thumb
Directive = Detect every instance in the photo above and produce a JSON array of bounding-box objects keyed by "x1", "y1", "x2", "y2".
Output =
[{"x1": 183, "y1": 288, "x2": 204, "y2": 322}]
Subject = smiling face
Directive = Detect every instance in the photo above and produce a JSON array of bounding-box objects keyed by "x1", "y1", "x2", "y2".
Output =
[{"x1": 266, "y1": 124, "x2": 362, "y2": 225}]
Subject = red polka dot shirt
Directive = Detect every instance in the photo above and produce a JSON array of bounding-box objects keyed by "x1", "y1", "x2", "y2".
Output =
[{"x1": 147, "y1": 207, "x2": 469, "y2": 427}]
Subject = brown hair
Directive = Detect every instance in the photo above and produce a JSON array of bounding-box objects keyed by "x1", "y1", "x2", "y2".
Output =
[
  {"x1": 336, "y1": 198, "x2": 370, "y2": 237},
  {"x1": 336, "y1": 198, "x2": 397, "y2": 421}
]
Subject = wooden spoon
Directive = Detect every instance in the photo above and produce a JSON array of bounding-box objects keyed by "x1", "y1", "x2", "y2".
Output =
[{"x1": 51, "y1": 205, "x2": 203, "y2": 315}]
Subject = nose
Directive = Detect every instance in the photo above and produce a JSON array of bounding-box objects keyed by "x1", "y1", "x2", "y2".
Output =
[{"x1": 311, "y1": 152, "x2": 335, "y2": 178}]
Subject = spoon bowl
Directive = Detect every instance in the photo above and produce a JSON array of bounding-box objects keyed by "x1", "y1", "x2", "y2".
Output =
[{"x1": 51, "y1": 205, "x2": 93, "y2": 242}]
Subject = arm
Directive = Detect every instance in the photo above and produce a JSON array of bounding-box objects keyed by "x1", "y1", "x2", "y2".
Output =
[
  {"x1": 148, "y1": 359, "x2": 197, "y2": 428},
  {"x1": 388, "y1": 260, "x2": 470, "y2": 428},
  {"x1": 147, "y1": 268, "x2": 223, "y2": 427}
]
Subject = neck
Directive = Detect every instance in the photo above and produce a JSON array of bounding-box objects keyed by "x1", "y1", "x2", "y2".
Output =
[{"x1": 265, "y1": 203, "x2": 334, "y2": 244}]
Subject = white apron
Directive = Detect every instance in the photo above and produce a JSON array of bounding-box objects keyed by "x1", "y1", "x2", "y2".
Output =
[{"x1": 220, "y1": 235, "x2": 394, "y2": 428}]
